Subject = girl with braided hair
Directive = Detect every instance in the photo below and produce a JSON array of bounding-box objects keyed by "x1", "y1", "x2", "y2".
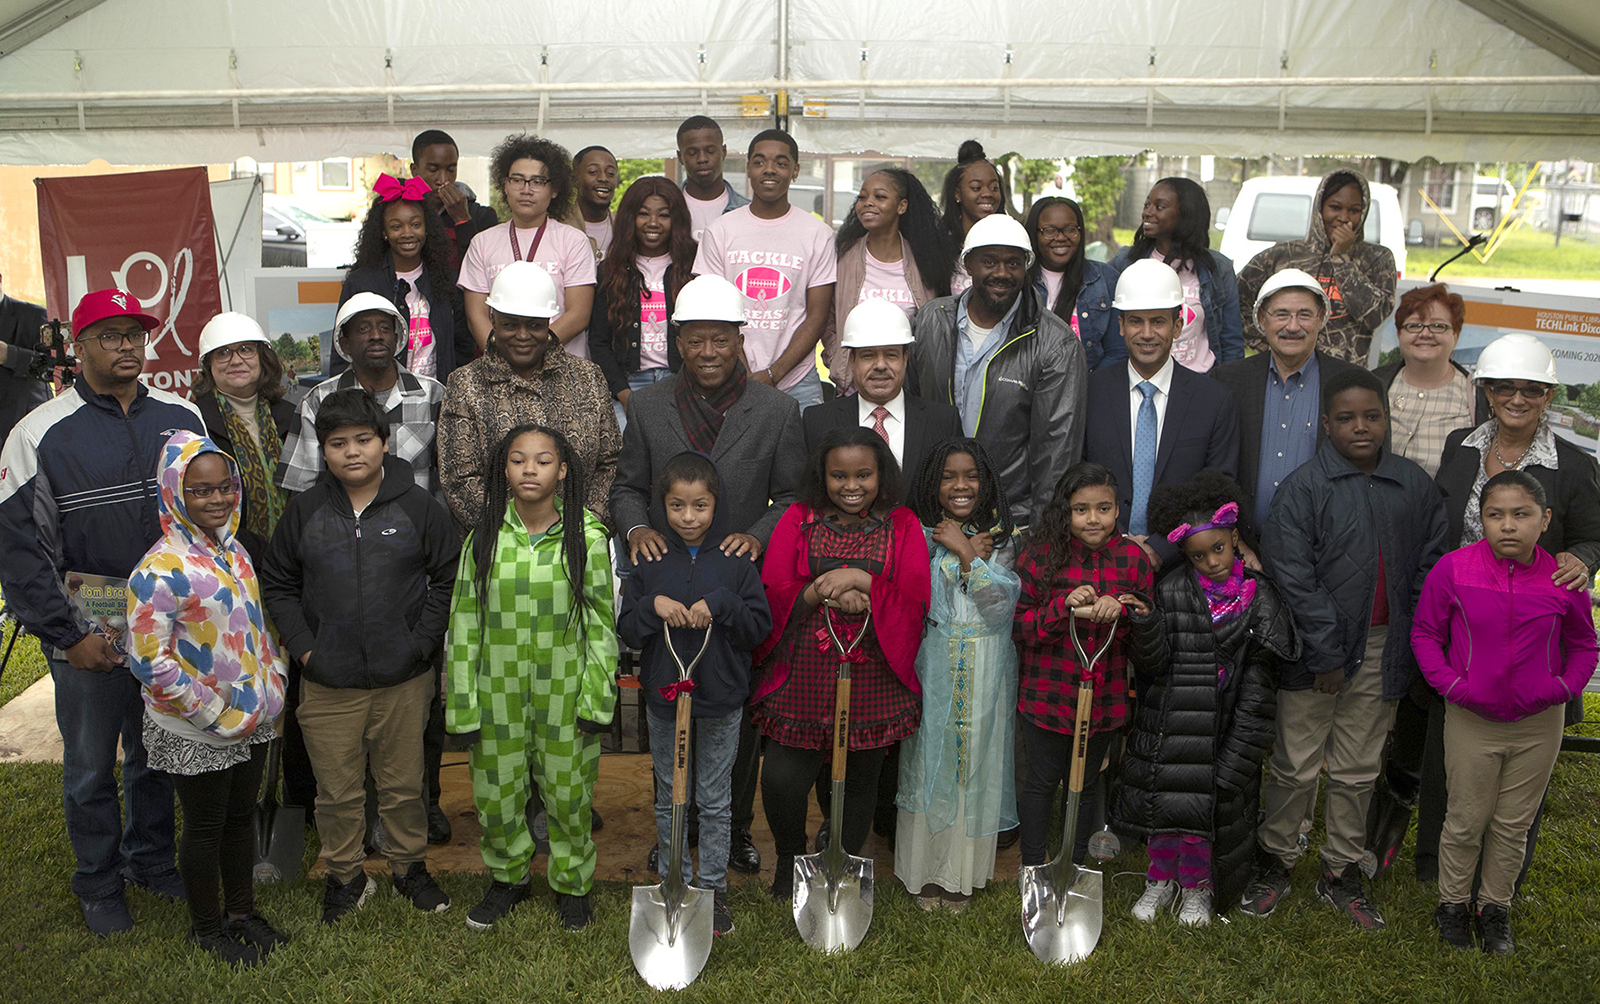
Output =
[
  {"x1": 446, "y1": 424, "x2": 618, "y2": 933},
  {"x1": 895, "y1": 438, "x2": 1020, "y2": 911}
]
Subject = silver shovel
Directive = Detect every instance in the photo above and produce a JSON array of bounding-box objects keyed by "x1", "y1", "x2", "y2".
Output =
[
  {"x1": 629, "y1": 624, "x2": 716, "y2": 990},
  {"x1": 1020, "y1": 607, "x2": 1117, "y2": 965},
  {"x1": 793, "y1": 602, "x2": 875, "y2": 953}
]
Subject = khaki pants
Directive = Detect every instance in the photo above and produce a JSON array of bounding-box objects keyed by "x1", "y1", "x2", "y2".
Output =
[
  {"x1": 1439, "y1": 702, "x2": 1562, "y2": 908},
  {"x1": 1260, "y1": 627, "x2": 1394, "y2": 871},
  {"x1": 298, "y1": 672, "x2": 432, "y2": 882}
]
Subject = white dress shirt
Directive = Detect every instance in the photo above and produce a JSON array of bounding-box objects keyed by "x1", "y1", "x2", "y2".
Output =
[
  {"x1": 1128, "y1": 356, "x2": 1176, "y2": 449},
  {"x1": 858, "y1": 390, "x2": 907, "y2": 467}
]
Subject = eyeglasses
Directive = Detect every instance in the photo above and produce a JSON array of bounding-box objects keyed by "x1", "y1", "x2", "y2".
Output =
[
  {"x1": 506, "y1": 175, "x2": 551, "y2": 190},
  {"x1": 1400, "y1": 321, "x2": 1454, "y2": 335},
  {"x1": 182, "y1": 483, "x2": 239, "y2": 500},
  {"x1": 1037, "y1": 225, "x2": 1082, "y2": 240},
  {"x1": 1265, "y1": 309, "x2": 1320, "y2": 325},
  {"x1": 79, "y1": 329, "x2": 149, "y2": 351},
  {"x1": 211, "y1": 343, "x2": 259, "y2": 362},
  {"x1": 1483, "y1": 381, "x2": 1552, "y2": 400}
]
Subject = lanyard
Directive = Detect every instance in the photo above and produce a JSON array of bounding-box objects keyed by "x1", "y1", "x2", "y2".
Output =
[{"x1": 508, "y1": 219, "x2": 548, "y2": 263}]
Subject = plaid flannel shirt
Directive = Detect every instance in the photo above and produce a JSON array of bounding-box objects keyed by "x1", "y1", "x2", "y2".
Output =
[
  {"x1": 1013, "y1": 534, "x2": 1153, "y2": 737},
  {"x1": 275, "y1": 366, "x2": 445, "y2": 496}
]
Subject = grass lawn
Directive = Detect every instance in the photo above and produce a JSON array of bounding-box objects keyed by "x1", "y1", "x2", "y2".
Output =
[
  {"x1": 0, "y1": 610, "x2": 48, "y2": 708},
  {"x1": 1404, "y1": 228, "x2": 1600, "y2": 282},
  {"x1": 2, "y1": 715, "x2": 1597, "y2": 1003}
]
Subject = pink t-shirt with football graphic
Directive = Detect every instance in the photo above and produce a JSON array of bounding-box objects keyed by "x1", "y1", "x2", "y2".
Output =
[
  {"x1": 635, "y1": 253, "x2": 671, "y2": 371},
  {"x1": 457, "y1": 218, "x2": 599, "y2": 360},
  {"x1": 693, "y1": 205, "x2": 837, "y2": 391},
  {"x1": 858, "y1": 248, "x2": 916, "y2": 318}
]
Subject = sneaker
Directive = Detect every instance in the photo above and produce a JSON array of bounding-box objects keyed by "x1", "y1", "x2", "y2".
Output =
[
  {"x1": 392, "y1": 862, "x2": 450, "y2": 912},
  {"x1": 1176, "y1": 886, "x2": 1213, "y2": 927},
  {"x1": 1316, "y1": 863, "x2": 1385, "y2": 931},
  {"x1": 123, "y1": 865, "x2": 186, "y2": 901},
  {"x1": 770, "y1": 855, "x2": 795, "y2": 901},
  {"x1": 226, "y1": 913, "x2": 290, "y2": 954},
  {"x1": 426, "y1": 803, "x2": 453, "y2": 845},
  {"x1": 466, "y1": 879, "x2": 530, "y2": 931},
  {"x1": 1238, "y1": 858, "x2": 1293, "y2": 918},
  {"x1": 556, "y1": 891, "x2": 593, "y2": 931},
  {"x1": 647, "y1": 845, "x2": 660, "y2": 875},
  {"x1": 79, "y1": 889, "x2": 134, "y2": 937},
  {"x1": 1477, "y1": 903, "x2": 1515, "y2": 956},
  {"x1": 712, "y1": 889, "x2": 735, "y2": 936},
  {"x1": 187, "y1": 926, "x2": 261, "y2": 968},
  {"x1": 730, "y1": 830, "x2": 761, "y2": 874},
  {"x1": 1435, "y1": 902, "x2": 1474, "y2": 950},
  {"x1": 321, "y1": 873, "x2": 375, "y2": 925},
  {"x1": 1131, "y1": 879, "x2": 1177, "y2": 922}
]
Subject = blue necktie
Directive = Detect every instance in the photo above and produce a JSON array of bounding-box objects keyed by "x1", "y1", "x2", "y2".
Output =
[{"x1": 1130, "y1": 380, "x2": 1158, "y2": 536}]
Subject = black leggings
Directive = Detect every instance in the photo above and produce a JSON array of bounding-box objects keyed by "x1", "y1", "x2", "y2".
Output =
[
  {"x1": 170, "y1": 744, "x2": 267, "y2": 932},
  {"x1": 761, "y1": 742, "x2": 888, "y2": 858},
  {"x1": 1018, "y1": 718, "x2": 1114, "y2": 867}
]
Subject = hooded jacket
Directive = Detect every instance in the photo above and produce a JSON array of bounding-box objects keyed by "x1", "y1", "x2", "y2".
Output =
[
  {"x1": 260, "y1": 453, "x2": 459, "y2": 690},
  {"x1": 1237, "y1": 170, "x2": 1398, "y2": 365},
  {"x1": 1262, "y1": 440, "x2": 1450, "y2": 699},
  {"x1": 908, "y1": 286, "x2": 1088, "y2": 531},
  {"x1": 1412, "y1": 539, "x2": 1598, "y2": 723},
  {"x1": 1114, "y1": 567, "x2": 1299, "y2": 908},
  {"x1": 127, "y1": 432, "x2": 287, "y2": 746},
  {"x1": 616, "y1": 453, "x2": 773, "y2": 718}
]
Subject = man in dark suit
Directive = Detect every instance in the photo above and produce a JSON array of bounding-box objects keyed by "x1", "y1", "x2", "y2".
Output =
[
  {"x1": 1084, "y1": 259, "x2": 1239, "y2": 572},
  {"x1": 612, "y1": 274, "x2": 806, "y2": 879},
  {"x1": 803, "y1": 299, "x2": 963, "y2": 495},
  {"x1": 1210, "y1": 267, "x2": 1361, "y2": 550},
  {"x1": 0, "y1": 271, "x2": 52, "y2": 448}
]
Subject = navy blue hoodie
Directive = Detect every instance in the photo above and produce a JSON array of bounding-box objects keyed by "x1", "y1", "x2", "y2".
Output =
[{"x1": 617, "y1": 453, "x2": 772, "y2": 718}]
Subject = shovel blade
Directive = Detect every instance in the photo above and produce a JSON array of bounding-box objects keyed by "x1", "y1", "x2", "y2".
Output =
[
  {"x1": 1019, "y1": 861, "x2": 1103, "y2": 965},
  {"x1": 792, "y1": 850, "x2": 874, "y2": 953},
  {"x1": 629, "y1": 884, "x2": 713, "y2": 990},
  {"x1": 252, "y1": 803, "x2": 305, "y2": 884}
]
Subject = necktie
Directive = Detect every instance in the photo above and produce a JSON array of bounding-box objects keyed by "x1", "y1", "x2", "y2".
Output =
[
  {"x1": 870, "y1": 405, "x2": 891, "y2": 445},
  {"x1": 1130, "y1": 381, "x2": 1158, "y2": 536}
]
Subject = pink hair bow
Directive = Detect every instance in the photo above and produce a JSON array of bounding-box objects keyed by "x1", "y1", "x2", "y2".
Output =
[
  {"x1": 374, "y1": 173, "x2": 432, "y2": 202},
  {"x1": 1166, "y1": 501, "x2": 1240, "y2": 544}
]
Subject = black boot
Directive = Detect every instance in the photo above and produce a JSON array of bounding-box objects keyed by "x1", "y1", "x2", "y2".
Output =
[
  {"x1": 1477, "y1": 903, "x2": 1515, "y2": 956},
  {"x1": 729, "y1": 829, "x2": 761, "y2": 874}
]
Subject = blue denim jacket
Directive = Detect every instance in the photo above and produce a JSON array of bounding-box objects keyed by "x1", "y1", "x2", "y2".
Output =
[{"x1": 1034, "y1": 259, "x2": 1123, "y2": 371}]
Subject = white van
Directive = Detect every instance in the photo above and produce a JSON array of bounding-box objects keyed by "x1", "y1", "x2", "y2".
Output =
[
  {"x1": 1471, "y1": 176, "x2": 1520, "y2": 230},
  {"x1": 1216, "y1": 176, "x2": 1407, "y2": 278}
]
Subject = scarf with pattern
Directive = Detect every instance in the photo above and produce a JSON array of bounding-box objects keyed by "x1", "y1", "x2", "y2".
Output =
[
  {"x1": 215, "y1": 390, "x2": 287, "y2": 541},
  {"x1": 1199, "y1": 559, "x2": 1256, "y2": 627},
  {"x1": 674, "y1": 361, "x2": 748, "y2": 453}
]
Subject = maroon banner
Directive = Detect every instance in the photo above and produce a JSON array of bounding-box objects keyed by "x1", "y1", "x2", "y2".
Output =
[{"x1": 36, "y1": 167, "x2": 223, "y2": 397}]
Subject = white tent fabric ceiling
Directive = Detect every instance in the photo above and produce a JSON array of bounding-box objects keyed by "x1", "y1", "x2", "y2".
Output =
[{"x1": 0, "y1": 0, "x2": 1597, "y2": 164}]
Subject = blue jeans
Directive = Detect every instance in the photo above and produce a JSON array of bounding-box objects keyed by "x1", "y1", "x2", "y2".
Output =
[
  {"x1": 50, "y1": 656, "x2": 176, "y2": 899},
  {"x1": 646, "y1": 707, "x2": 740, "y2": 890},
  {"x1": 617, "y1": 366, "x2": 674, "y2": 433},
  {"x1": 783, "y1": 367, "x2": 824, "y2": 412}
]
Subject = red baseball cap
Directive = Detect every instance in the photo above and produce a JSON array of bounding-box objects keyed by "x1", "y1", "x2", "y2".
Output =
[{"x1": 72, "y1": 288, "x2": 160, "y2": 338}]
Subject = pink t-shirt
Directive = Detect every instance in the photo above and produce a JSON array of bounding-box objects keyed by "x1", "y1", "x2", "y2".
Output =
[
  {"x1": 858, "y1": 248, "x2": 916, "y2": 318},
  {"x1": 1153, "y1": 249, "x2": 1212, "y2": 372},
  {"x1": 686, "y1": 190, "x2": 726, "y2": 243},
  {"x1": 950, "y1": 261, "x2": 972, "y2": 297},
  {"x1": 1039, "y1": 267, "x2": 1081, "y2": 339},
  {"x1": 584, "y1": 216, "x2": 614, "y2": 261},
  {"x1": 396, "y1": 264, "x2": 435, "y2": 377},
  {"x1": 636, "y1": 253, "x2": 671, "y2": 371},
  {"x1": 457, "y1": 218, "x2": 599, "y2": 359},
  {"x1": 693, "y1": 205, "x2": 837, "y2": 390}
]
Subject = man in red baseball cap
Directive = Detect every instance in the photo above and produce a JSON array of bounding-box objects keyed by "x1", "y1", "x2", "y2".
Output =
[{"x1": 0, "y1": 287, "x2": 203, "y2": 935}]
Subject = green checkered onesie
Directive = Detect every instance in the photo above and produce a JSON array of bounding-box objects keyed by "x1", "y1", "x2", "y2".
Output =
[{"x1": 446, "y1": 499, "x2": 618, "y2": 892}]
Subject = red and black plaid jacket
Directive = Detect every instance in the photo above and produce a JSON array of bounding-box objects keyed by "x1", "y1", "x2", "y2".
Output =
[{"x1": 1013, "y1": 534, "x2": 1153, "y2": 737}]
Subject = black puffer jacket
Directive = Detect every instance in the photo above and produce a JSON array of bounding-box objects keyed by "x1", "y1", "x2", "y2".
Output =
[
  {"x1": 260, "y1": 454, "x2": 459, "y2": 689},
  {"x1": 1112, "y1": 568, "x2": 1299, "y2": 909}
]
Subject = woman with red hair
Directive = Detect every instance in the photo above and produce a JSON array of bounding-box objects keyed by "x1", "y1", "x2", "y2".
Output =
[
  {"x1": 1372, "y1": 283, "x2": 1488, "y2": 478},
  {"x1": 587, "y1": 176, "x2": 698, "y2": 429}
]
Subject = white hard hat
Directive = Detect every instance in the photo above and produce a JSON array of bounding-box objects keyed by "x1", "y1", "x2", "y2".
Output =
[
  {"x1": 485, "y1": 260, "x2": 560, "y2": 319},
  {"x1": 840, "y1": 299, "x2": 914, "y2": 348},
  {"x1": 1112, "y1": 259, "x2": 1184, "y2": 311},
  {"x1": 960, "y1": 214, "x2": 1033, "y2": 266},
  {"x1": 1254, "y1": 267, "x2": 1330, "y2": 316},
  {"x1": 1474, "y1": 333, "x2": 1557, "y2": 384},
  {"x1": 672, "y1": 274, "x2": 747, "y2": 324},
  {"x1": 333, "y1": 292, "x2": 406, "y2": 361},
  {"x1": 197, "y1": 312, "x2": 269, "y2": 359}
]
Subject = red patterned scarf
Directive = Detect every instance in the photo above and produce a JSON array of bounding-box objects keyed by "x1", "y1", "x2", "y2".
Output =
[{"x1": 675, "y1": 361, "x2": 748, "y2": 453}]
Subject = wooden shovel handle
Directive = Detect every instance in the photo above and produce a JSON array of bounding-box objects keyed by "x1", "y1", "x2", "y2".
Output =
[
  {"x1": 1065, "y1": 680, "x2": 1094, "y2": 795},
  {"x1": 832, "y1": 672, "x2": 852, "y2": 782},
  {"x1": 671, "y1": 692, "x2": 693, "y2": 804}
]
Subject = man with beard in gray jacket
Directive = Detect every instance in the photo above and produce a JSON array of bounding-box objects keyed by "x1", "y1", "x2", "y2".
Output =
[{"x1": 908, "y1": 214, "x2": 1087, "y2": 537}]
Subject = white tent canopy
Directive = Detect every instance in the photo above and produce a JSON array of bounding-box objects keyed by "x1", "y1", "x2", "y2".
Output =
[{"x1": 1, "y1": 0, "x2": 1598, "y2": 164}]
